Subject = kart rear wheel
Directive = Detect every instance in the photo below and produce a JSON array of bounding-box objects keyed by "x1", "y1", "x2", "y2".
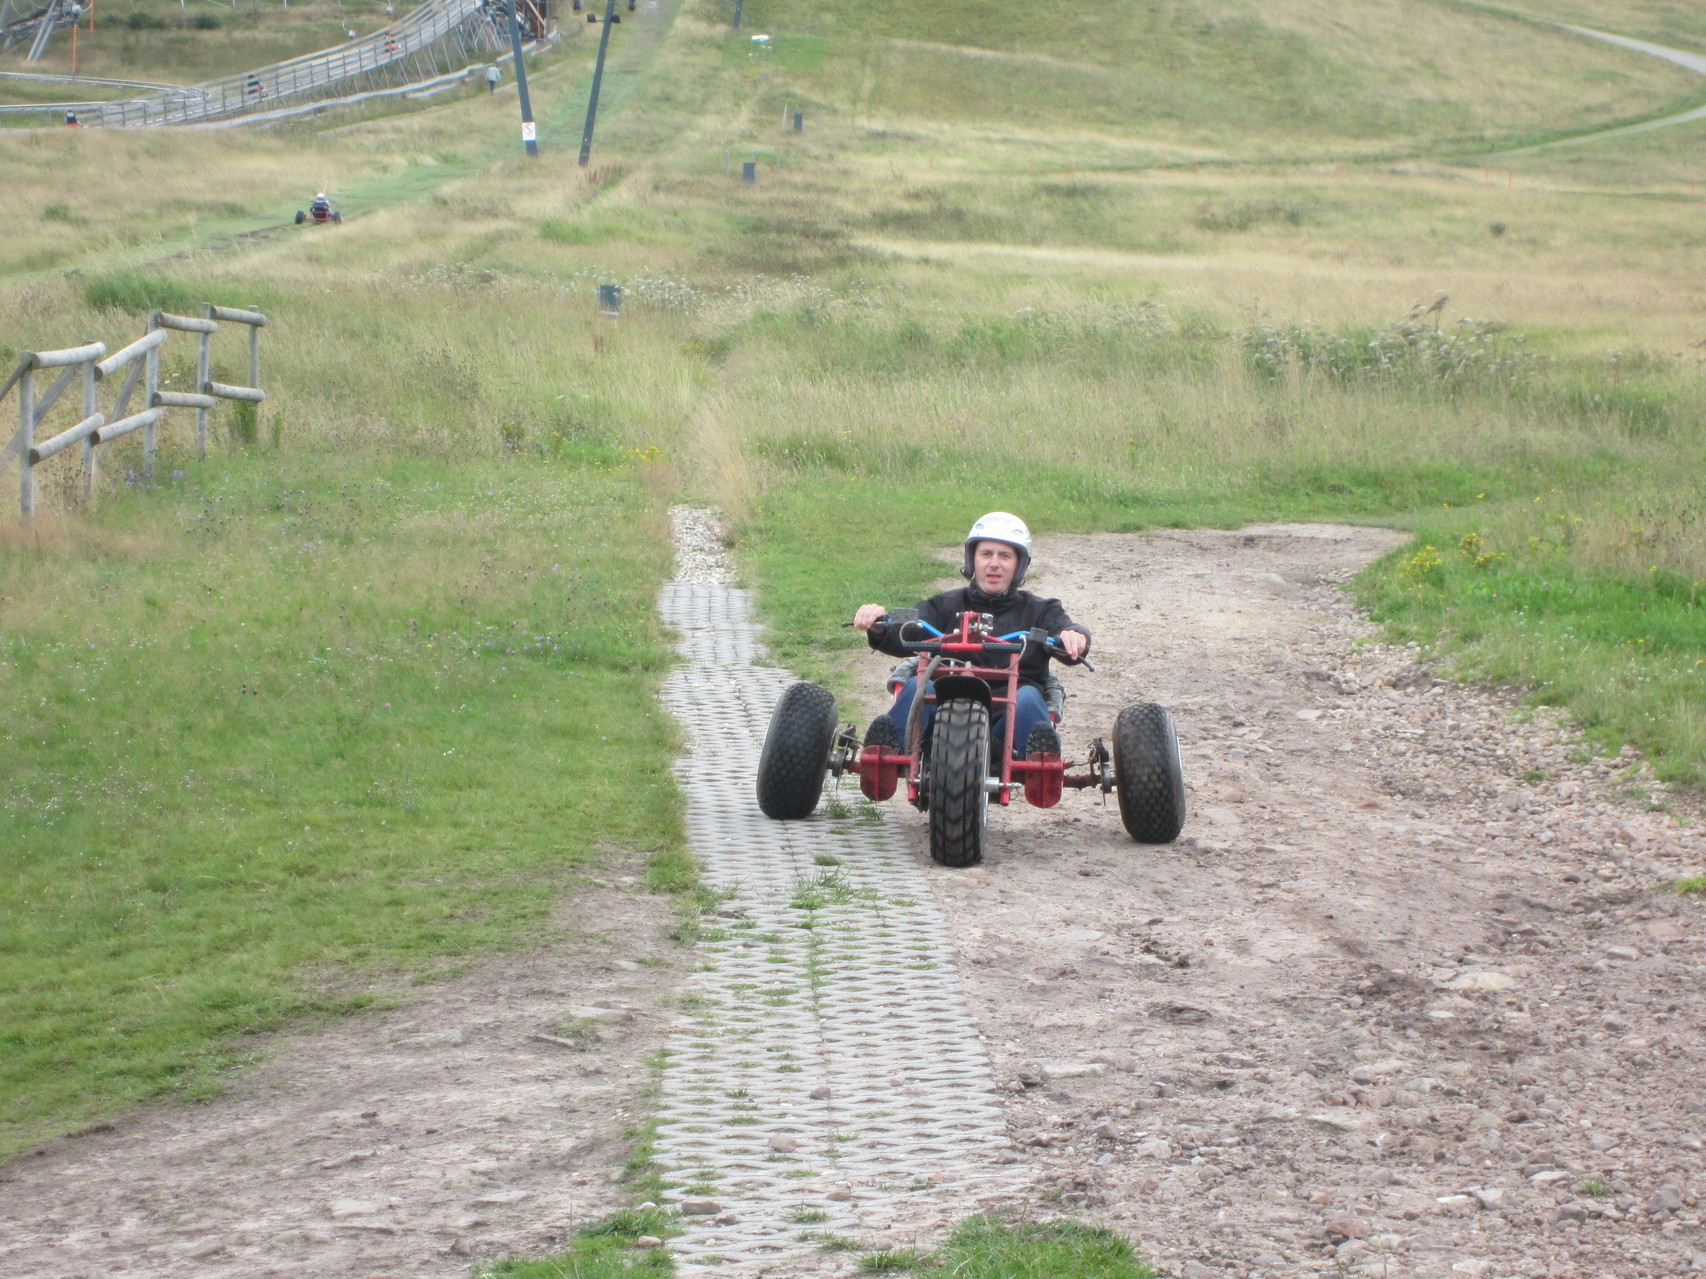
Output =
[
  {"x1": 1112, "y1": 702, "x2": 1187, "y2": 844},
  {"x1": 294, "y1": 210, "x2": 306, "y2": 224},
  {"x1": 927, "y1": 698, "x2": 989, "y2": 867},
  {"x1": 756, "y1": 682, "x2": 838, "y2": 819}
]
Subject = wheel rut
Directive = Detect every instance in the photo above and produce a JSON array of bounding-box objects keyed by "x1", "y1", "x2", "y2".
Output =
[{"x1": 653, "y1": 507, "x2": 1023, "y2": 1273}]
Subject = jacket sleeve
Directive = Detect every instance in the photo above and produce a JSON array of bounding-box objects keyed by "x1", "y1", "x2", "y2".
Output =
[
  {"x1": 1037, "y1": 597, "x2": 1091, "y2": 658},
  {"x1": 866, "y1": 592, "x2": 957, "y2": 658}
]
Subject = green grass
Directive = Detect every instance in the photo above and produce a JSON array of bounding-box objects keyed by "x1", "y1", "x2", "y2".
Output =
[
  {"x1": 483, "y1": 1207, "x2": 678, "y2": 1278},
  {"x1": 843, "y1": 1217, "x2": 1154, "y2": 1278},
  {"x1": 477, "y1": 1199, "x2": 1122, "y2": 1279},
  {"x1": 1359, "y1": 503, "x2": 1706, "y2": 786},
  {"x1": 0, "y1": 452, "x2": 681, "y2": 1158}
]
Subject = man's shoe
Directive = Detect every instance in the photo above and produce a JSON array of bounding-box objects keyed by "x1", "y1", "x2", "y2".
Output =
[
  {"x1": 1025, "y1": 721, "x2": 1062, "y2": 757},
  {"x1": 863, "y1": 715, "x2": 901, "y2": 751}
]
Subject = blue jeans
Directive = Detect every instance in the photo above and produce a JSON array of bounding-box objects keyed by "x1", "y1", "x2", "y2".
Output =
[{"x1": 885, "y1": 678, "x2": 1053, "y2": 759}]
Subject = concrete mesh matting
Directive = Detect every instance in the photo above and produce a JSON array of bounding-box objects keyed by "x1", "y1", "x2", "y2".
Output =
[{"x1": 653, "y1": 512, "x2": 1021, "y2": 1272}]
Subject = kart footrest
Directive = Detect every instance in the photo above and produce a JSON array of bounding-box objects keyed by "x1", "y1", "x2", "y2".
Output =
[
  {"x1": 858, "y1": 746, "x2": 907, "y2": 802},
  {"x1": 1018, "y1": 752, "x2": 1064, "y2": 808}
]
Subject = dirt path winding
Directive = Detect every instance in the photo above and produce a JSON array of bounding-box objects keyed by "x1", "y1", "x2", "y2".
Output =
[{"x1": 851, "y1": 525, "x2": 1706, "y2": 1279}]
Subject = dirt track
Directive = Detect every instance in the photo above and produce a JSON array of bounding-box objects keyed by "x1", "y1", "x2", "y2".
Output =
[
  {"x1": 857, "y1": 525, "x2": 1706, "y2": 1279},
  {"x1": 0, "y1": 865, "x2": 685, "y2": 1278},
  {"x1": 4, "y1": 524, "x2": 1704, "y2": 1279}
]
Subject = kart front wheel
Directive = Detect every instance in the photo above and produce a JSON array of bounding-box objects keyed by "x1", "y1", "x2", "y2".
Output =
[
  {"x1": 756, "y1": 682, "x2": 838, "y2": 819},
  {"x1": 927, "y1": 698, "x2": 989, "y2": 867},
  {"x1": 1112, "y1": 702, "x2": 1187, "y2": 843}
]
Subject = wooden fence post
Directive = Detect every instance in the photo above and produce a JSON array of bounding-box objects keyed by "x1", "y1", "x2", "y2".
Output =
[
  {"x1": 249, "y1": 305, "x2": 262, "y2": 441},
  {"x1": 18, "y1": 364, "x2": 33, "y2": 520},
  {"x1": 144, "y1": 312, "x2": 161, "y2": 477},
  {"x1": 80, "y1": 347, "x2": 98, "y2": 505},
  {"x1": 196, "y1": 304, "x2": 213, "y2": 460}
]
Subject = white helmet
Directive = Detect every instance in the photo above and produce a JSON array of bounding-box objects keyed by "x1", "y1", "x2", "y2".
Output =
[
  {"x1": 962, "y1": 511, "x2": 1032, "y2": 589},
  {"x1": 316, "y1": 192, "x2": 327, "y2": 200}
]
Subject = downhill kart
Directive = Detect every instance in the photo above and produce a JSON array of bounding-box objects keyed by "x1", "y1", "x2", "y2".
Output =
[
  {"x1": 294, "y1": 206, "x2": 343, "y2": 225},
  {"x1": 756, "y1": 609, "x2": 1188, "y2": 866}
]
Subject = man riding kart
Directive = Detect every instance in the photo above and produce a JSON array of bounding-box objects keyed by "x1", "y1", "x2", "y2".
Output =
[
  {"x1": 295, "y1": 193, "x2": 342, "y2": 225},
  {"x1": 852, "y1": 511, "x2": 1090, "y2": 761}
]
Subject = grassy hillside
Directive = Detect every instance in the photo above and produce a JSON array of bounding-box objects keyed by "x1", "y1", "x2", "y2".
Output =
[
  {"x1": 727, "y1": 0, "x2": 1705, "y2": 158},
  {"x1": 1506, "y1": 0, "x2": 1706, "y2": 48},
  {"x1": 2, "y1": 0, "x2": 1704, "y2": 1160}
]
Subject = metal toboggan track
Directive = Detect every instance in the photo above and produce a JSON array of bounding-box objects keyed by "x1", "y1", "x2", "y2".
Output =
[{"x1": 652, "y1": 511, "x2": 1021, "y2": 1272}]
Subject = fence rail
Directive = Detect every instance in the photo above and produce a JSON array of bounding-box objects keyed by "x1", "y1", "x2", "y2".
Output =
[
  {"x1": 0, "y1": 0, "x2": 538, "y2": 127},
  {"x1": 0, "y1": 304, "x2": 269, "y2": 520}
]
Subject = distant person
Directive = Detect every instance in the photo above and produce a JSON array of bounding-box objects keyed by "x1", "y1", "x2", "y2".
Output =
[
  {"x1": 64, "y1": 110, "x2": 80, "y2": 126},
  {"x1": 309, "y1": 192, "x2": 332, "y2": 218},
  {"x1": 246, "y1": 74, "x2": 264, "y2": 98},
  {"x1": 486, "y1": 64, "x2": 500, "y2": 94}
]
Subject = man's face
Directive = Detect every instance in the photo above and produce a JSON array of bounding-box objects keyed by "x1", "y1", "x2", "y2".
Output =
[{"x1": 973, "y1": 540, "x2": 1019, "y2": 594}]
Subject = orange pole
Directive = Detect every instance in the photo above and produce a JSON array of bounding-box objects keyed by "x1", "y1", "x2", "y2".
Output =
[
  {"x1": 1507, "y1": 170, "x2": 1513, "y2": 189},
  {"x1": 71, "y1": 21, "x2": 77, "y2": 73}
]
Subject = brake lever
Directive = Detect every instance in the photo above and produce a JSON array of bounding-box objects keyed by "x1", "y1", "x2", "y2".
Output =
[{"x1": 1031, "y1": 626, "x2": 1094, "y2": 671}]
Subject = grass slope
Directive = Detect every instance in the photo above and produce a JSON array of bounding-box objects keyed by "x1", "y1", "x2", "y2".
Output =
[
  {"x1": 0, "y1": 455, "x2": 681, "y2": 1157},
  {"x1": 729, "y1": 0, "x2": 1705, "y2": 158}
]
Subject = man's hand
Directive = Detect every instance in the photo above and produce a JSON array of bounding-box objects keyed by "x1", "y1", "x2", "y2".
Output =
[
  {"x1": 853, "y1": 604, "x2": 888, "y2": 631},
  {"x1": 1057, "y1": 629, "x2": 1088, "y2": 661}
]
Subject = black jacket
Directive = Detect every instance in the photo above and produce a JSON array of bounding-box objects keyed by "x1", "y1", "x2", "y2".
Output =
[{"x1": 868, "y1": 585, "x2": 1090, "y2": 691}]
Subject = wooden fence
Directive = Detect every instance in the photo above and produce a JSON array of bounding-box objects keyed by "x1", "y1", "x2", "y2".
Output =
[{"x1": 0, "y1": 304, "x2": 267, "y2": 520}]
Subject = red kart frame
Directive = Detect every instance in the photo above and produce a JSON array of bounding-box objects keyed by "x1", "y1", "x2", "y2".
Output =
[{"x1": 854, "y1": 609, "x2": 1112, "y2": 811}]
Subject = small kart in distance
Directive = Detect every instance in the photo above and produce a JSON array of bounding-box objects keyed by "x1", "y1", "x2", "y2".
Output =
[
  {"x1": 294, "y1": 196, "x2": 342, "y2": 226},
  {"x1": 756, "y1": 609, "x2": 1188, "y2": 866}
]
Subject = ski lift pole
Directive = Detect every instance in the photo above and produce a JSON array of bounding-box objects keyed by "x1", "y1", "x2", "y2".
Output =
[
  {"x1": 577, "y1": 0, "x2": 616, "y2": 166},
  {"x1": 506, "y1": 0, "x2": 537, "y2": 157}
]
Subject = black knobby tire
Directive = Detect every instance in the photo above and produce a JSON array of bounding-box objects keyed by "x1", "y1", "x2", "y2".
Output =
[
  {"x1": 756, "y1": 682, "x2": 838, "y2": 819},
  {"x1": 927, "y1": 698, "x2": 990, "y2": 867},
  {"x1": 1112, "y1": 702, "x2": 1187, "y2": 844},
  {"x1": 294, "y1": 211, "x2": 306, "y2": 224}
]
